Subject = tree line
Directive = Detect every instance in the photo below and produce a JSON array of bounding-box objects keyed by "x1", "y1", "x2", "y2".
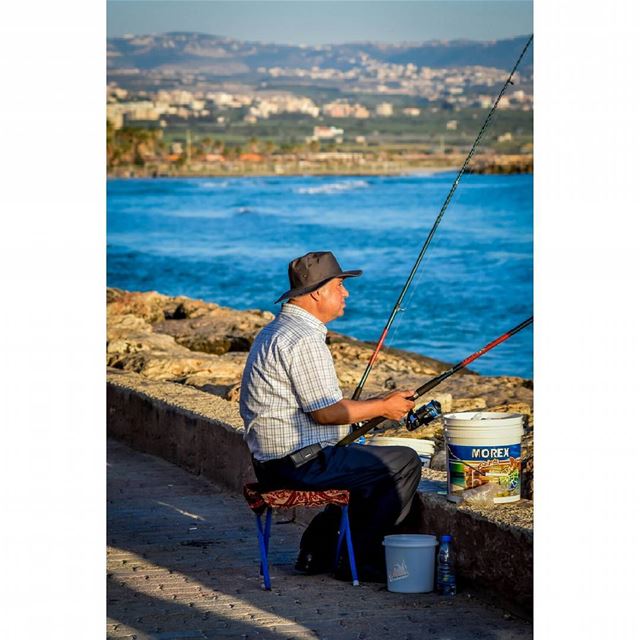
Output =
[{"x1": 107, "y1": 123, "x2": 329, "y2": 171}]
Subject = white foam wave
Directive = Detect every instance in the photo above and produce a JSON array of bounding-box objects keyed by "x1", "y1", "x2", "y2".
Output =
[
  {"x1": 296, "y1": 180, "x2": 369, "y2": 195},
  {"x1": 197, "y1": 180, "x2": 230, "y2": 189}
]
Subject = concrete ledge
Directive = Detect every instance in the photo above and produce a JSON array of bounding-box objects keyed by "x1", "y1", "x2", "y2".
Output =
[
  {"x1": 107, "y1": 368, "x2": 532, "y2": 615},
  {"x1": 107, "y1": 368, "x2": 256, "y2": 492},
  {"x1": 411, "y1": 488, "x2": 532, "y2": 615}
]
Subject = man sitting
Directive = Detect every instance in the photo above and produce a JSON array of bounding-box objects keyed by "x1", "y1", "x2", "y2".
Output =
[{"x1": 240, "y1": 251, "x2": 421, "y2": 581}]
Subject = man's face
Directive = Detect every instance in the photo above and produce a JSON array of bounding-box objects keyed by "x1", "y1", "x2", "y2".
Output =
[{"x1": 317, "y1": 277, "x2": 349, "y2": 322}]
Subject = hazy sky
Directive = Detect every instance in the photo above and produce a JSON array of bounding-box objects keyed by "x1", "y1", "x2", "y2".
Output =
[{"x1": 107, "y1": 0, "x2": 533, "y2": 44}]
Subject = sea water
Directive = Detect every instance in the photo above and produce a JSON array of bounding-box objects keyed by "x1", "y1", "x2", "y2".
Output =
[{"x1": 107, "y1": 173, "x2": 532, "y2": 378}]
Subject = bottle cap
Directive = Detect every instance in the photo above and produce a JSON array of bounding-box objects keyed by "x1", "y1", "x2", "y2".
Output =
[{"x1": 441, "y1": 534, "x2": 452, "y2": 542}]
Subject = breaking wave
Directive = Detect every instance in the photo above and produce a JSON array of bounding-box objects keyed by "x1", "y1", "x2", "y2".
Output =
[
  {"x1": 197, "y1": 180, "x2": 230, "y2": 189},
  {"x1": 296, "y1": 180, "x2": 369, "y2": 195}
]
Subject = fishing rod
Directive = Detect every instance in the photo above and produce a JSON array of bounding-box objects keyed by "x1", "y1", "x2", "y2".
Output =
[
  {"x1": 350, "y1": 34, "x2": 533, "y2": 402},
  {"x1": 337, "y1": 316, "x2": 533, "y2": 446}
]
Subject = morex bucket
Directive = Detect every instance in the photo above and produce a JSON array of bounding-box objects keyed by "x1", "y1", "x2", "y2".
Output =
[{"x1": 443, "y1": 412, "x2": 524, "y2": 504}]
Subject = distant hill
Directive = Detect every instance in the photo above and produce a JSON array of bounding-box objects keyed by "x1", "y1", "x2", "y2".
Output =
[
  {"x1": 384, "y1": 37, "x2": 533, "y2": 69},
  {"x1": 107, "y1": 32, "x2": 533, "y2": 76}
]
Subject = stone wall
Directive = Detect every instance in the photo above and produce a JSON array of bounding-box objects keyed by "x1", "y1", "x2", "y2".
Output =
[
  {"x1": 107, "y1": 369, "x2": 256, "y2": 492},
  {"x1": 412, "y1": 493, "x2": 533, "y2": 615}
]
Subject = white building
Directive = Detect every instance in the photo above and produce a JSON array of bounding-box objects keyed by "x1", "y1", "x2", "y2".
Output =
[
  {"x1": 107, "y1": 101, "x2": 162, "y2": 129},
  {"x1": 376, "y1": 102, "x2": 394, "y2": 117},
  {"x1": 311, "y1": 126, "x2": 344, "y2": 142},
  {"x1": 249, "y1": 95, "x2": 320, "y2": 119}
]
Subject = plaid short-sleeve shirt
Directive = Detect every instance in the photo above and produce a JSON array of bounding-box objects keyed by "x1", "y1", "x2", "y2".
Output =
[{"x1": 240, "y1": 303, "x2": 348, "y2": 461}]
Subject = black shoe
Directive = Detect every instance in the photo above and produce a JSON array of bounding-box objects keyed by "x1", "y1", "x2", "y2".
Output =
[{"x1": 294, "y1": 549, "x2": 332, "y2": 575}]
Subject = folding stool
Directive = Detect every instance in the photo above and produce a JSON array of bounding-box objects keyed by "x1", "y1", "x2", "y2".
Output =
[{"x1": 243, "y1": 483, "x2": 359, "y2": 589}]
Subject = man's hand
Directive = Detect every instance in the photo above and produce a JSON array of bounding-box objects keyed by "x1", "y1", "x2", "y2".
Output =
[
  {"x1": 380, "y1": 389, "x2": 416, "y2": 421},
  {"x1": 311, "y1": 389, "x2": 416, "y2": 425}
]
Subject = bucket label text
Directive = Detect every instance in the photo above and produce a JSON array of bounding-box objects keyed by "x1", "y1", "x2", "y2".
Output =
[{"x1": 450, "y1": 444, "x2": 520, "y2": 461}]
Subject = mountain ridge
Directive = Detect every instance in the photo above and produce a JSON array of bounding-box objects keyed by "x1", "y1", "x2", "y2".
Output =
[{"x1": 107, "y1": 31, "x2": 534, "y2": 73}]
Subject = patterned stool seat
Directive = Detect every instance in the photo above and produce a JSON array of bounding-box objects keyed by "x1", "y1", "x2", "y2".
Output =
[
  {"x1": 243, "y1": 484, "x2": 350, "y2": 512},
  {"x1": 243, "y1": 483, "x2": 359, "y2": 589}
]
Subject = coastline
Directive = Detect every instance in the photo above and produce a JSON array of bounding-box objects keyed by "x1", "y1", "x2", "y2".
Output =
[
  {"x1": 107, "y1": 154, "x2": 533, "y2": 179},
  {"x1": 107, "y1": 166, "x2": 459, "y2": 179}
]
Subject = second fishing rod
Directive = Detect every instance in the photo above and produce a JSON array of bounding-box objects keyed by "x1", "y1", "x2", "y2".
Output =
[
  {"x1": 350, "y1": 35, "x2": 533, "y2": 403},
  {"x1": 338, "y1": 316, "x2": 533, "y2": 446}
]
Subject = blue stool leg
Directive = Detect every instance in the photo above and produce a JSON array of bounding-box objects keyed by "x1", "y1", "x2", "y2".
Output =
[
  {"x1": 342, "y1": 505, "x2": 359, "y2": 586},
  {"x1": 264, "y1": 507, "x2": 272, "y2": 556},
  {"x1": 255, "y1": 510, "x2": 272, "y2": 590},
  {"x1": 335, "y1": 508, "x2": 347, "y2": 569}
]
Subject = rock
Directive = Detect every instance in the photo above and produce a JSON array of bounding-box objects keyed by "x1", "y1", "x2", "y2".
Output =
[
  {"x1": 248, "y1": 309, "x2": 276, "y2": 321},
  {"x1": 468, "y1": 154, "x2": 533, "y2": 175},
  {"x1": 430, "y1": 393, "x2": 453, "y2": 414},
  {"x1": 486, "y1": 401, "x2": 533, "y2": 422},
  {"x1": 430, "y1": 450, "x2": 447, "y2": 471},
  {"x1": 180, "y1": 353, "x2": 247, "y2": 387},
  {"x1": 153, "y1": 312, "x2": 271, "y2": 356},
  {"x1": 110, "y1": 352, "x2": 217, "y2": 380},
  {"x1": 107, "y1": 314, "x2": 153, "y2": 340},
  {"x1": 163, "y1": 297, "x2": 220, "y2": 320},
  {"x1": 326, "y1": 331, "x2": 448, "y2": 376},
  {"x1": 175, "y1": 333, "x2": 252, "y2": 355},
  {"x1": 107, "y1": 289, "x2": 171, "y2": 324},
  {"x1": 384, "y1": 377, "x2": 397, "y2": 390},
  {"x1": 224, "y1": 382, "x2": 242, "y2": 402},
  {"x1": 179, "y1": 380, "x2": 242, "y2": 401},
  {"x1": 107, "y1": 287, "x2": 126, "y2": 303},
  {"x1": 107, "y1": 332, "x2": 181, "y2": 363},
  {"x1": 107, "y1": 326, "x2": 247, "y2": 381},
  {"x1": 186, "y1": 383, "x2": 230, "y2": 397},
  {"x1": 451, "y1": 397, "x2": 487, "y2": 412},
  {"x1": 435, "y1": 374, "x2": 532, "y2": 408},
  {"x1": 336, "y1": 369, "x2": 361, "y2": 387}
]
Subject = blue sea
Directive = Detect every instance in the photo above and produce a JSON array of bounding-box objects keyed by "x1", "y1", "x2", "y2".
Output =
[{"x1": 107, "y1": 173, "x2": 533, "y2": 378}]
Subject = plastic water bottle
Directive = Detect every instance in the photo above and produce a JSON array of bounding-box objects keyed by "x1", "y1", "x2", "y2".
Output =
[{"x1": 436, "y1": 534, "x2": 456, "y2": 596}]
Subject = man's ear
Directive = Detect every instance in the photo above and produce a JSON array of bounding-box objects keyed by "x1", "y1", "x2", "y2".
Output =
[{"x1": 309, "y1": 288, "x2": 322, "y2": 301}]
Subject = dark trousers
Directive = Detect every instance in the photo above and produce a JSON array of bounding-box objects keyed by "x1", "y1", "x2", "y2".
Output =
[{"x1": 252, "y1": 444, "x2": 422, "y2": 569}]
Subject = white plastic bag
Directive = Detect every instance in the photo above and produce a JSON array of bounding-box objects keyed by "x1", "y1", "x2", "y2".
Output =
[{"x1": 461, "y1": 482, "x2": 503, "y2": 507}]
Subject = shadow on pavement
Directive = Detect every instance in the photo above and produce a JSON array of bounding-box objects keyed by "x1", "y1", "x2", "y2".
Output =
[{"x1": 107, "y1": 438, "x2": 531, "y2": 639}]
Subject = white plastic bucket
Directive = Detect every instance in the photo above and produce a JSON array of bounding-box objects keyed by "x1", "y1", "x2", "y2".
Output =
[
  {"x1": 383, "y1": 534, "x2": 438, "y2": 593},
  {"x1": 366, "y1": 437, "x2": 436, "y2": 468},
  {"x1": 443, "y1": 412, "x2": 524, "y2": 504}
]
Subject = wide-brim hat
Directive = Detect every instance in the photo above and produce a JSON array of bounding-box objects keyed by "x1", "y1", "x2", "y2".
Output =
[{"x1": 274, "y1": 251, "x2": 362, "y2": 304}]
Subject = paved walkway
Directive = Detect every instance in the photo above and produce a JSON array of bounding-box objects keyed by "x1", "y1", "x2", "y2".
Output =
[{"x1": 107, "y1": 438, "x2": 532, "y2": 640}]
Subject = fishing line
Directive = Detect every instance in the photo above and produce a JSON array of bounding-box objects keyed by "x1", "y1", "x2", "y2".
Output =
[
  {"x1": 351, "y1": 34, "x2": 533, "y2": 401},
  {"x1": 384, "y1": 197, "x2": 458, "y2": 353}
]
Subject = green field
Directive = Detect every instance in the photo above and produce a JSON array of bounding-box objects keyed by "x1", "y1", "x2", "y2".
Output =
[{"x1": 156, "y1": 107, "x2": 532, "y2": 154}]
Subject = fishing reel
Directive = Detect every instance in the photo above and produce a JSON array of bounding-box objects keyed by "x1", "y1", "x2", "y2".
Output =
[{"x1": 405, "y1": 399, "x2": 442, "y2": 432}]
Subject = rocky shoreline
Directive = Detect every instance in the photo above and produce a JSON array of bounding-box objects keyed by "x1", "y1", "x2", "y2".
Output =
[
  {"x1": 107, "y1": 153, "x2": 533, "y2": 179},
  {"x1": 107, "y1": 288, "x2": 534, "y2": 499}
]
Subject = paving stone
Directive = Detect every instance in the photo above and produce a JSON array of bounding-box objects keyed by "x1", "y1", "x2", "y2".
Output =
[{"x1": 107, "y1": 438, "x2": 531, "y2": 640}]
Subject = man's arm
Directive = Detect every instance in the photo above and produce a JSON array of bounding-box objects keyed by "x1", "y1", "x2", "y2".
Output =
[{"x1": 310, "y1": 389, "x2": 415, "y2": 425}]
